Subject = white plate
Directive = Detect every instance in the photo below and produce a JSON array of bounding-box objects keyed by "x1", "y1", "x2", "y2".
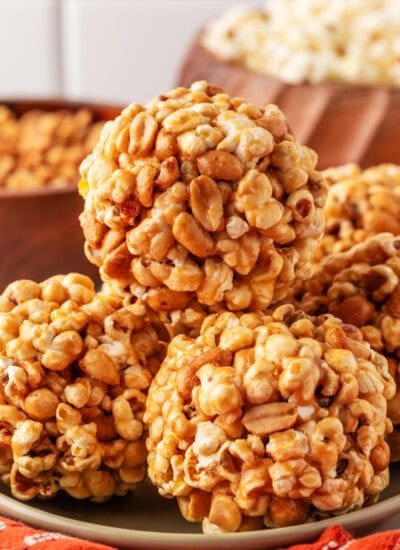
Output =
[{"x1": 1, "y1": 466, "x2": 400, "y2": 549}]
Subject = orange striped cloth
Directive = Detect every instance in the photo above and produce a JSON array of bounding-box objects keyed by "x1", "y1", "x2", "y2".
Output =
[
  {"x1": 0, "y1": 517, "x2": 399, "y2": 549},
  {"x1": 282, "y1": 524, "x2": 400, "y2": 550},
  {"x1": 0, "y1": 516, "x2": 116, "y2": 549}
]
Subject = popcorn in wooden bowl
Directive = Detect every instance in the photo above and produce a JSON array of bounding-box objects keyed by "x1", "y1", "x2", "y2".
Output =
[
  {"x1": 144, "y1": 304, "x2": 395, "y2": 532},
  {"x1": 79, "y1": 81, "x2": 327, "y2": 337},
  {"x1": 0, "y1": 274, "x2": 165, "y2": 501},
  {"x1": 203, "y1": 0, "x2": 400, "y2": 86}
]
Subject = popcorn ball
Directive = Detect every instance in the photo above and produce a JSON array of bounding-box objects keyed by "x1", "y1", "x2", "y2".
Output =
[
  {"x1": 314, "y1": 164, "x2": 400, "y2": 263},
  {"x1": 301, "y1": 233, "x2": 400, "y2": 460},
  {"x1": 144, "y1": 304, "x2": 394, "y2": 533},
  {"x1": 79, "y1": 81, "x2": 326, "y2": 336},
  {"x1": 0, "y1": 273, "x2": 164, "y2": 501}
]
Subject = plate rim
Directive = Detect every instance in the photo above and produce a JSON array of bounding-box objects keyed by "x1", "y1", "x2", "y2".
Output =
[{"x1": 0, "y1": 490, "x2": 399, "y2": 549}]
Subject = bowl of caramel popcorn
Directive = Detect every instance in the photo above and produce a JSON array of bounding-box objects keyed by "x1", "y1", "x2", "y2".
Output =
[
  {"x1": 0, "y1": 82, "x2": 399, "y2": 549},
  {"x1": 0, "y1": 100, "x2": 122, "y2": 289},
  {"x1": 179, "y1": 0, "x2": 400, "y2": 169}
]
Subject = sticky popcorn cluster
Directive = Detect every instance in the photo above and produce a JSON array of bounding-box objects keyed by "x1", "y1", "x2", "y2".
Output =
[
  {"x1": 145, "y1": 305, "x2": 394, "y2": 532},
  {"x1": 79, "y1": 81, "x2": 326, "y2": 337},
  {"x1": 0, "y1": 274, "x2": 164, "y2": 501},
  {"x1": 314, "y1": 164, "x2": 400, "y2": 264},
  {"x1": 301, "y1": 233, "x2": 400, "y2": 461}
]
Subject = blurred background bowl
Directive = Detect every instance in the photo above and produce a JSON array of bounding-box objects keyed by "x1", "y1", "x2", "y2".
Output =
[
  {"x1": 0, "y1": 99, "x2": 122, "y2": 290},
  {"x1": 179, "y1": 34, "x2": 400, "y2": 170}
]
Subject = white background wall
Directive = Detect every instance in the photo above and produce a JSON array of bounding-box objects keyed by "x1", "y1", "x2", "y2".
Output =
[
  {"x1": 0, "y1": 0, "x2": 61, "y2": 97},
  {"x1": 0, "y1": 0, "x2": 258, "y2": 105}
]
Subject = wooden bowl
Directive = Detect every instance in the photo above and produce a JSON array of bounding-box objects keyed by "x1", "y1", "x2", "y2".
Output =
[
  {"x1": 0, "y1": 100, "x2": 122, "y2": 290},
  {"x1": 179, "y1": 35, "x2": 400, "y2": 169}
]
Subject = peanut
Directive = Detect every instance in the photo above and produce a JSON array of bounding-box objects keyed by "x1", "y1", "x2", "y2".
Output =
[
  {"x1": 155, "y1": 128, "x2": 178, "y2": 160},
  {"x1": 129, "y1": 112, "x2": 158, "y2": 156},
  {"x1": 243, "y1": 402, "x2": 297, "y2": 436},
  {"x1": 146, "y1": 287, "x2": 192, "y2": 312},
  {"x1": 208, "y1": 494, "x2": 242, "y2": 532},
  {"x1": 172, "y1": 212, "x2": 214, "y2": 257},
  {"x1": 136, "y1": 165, "x2": 156, "y2": 207},
  {"x1": 157, "y1": 157, "x2": 180, "y2": 190},
  {"x1": 370, "y1": 440, "x2": 390, "y2": 472},
  {"x1": 268, "y1": 497, "x2": 309, "y2": 527},
  {"x1": 187, "y1": 348, "x2": 233, "y2": 369},
  {"x1": 178, "y1": 491, "x2": 211, "y2": 522},
  {"x1": 80, "y1": 349, "x2": 120, "y2": 386},
  {"x1": 24, "y1": 389, "x2": 59, "y2": 421},
  {"x1": 189, "y1": 176, "x2": 224, "y2": 232},
  {"x1": 197, "y1": 150, "x2": 243, "y2": 181}
]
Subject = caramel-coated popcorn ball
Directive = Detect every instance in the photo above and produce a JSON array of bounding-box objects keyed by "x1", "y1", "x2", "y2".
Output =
[
  {"x1": 301, "y1": 233, "x2": 400, "y2": 459},
  {"x1": 144, "y1": 304, "x2": 394, "y2": 532},
  {"x1": 0, "y1": 274, "x2": 164, "y2": 501},
  {"x1": 314, "y1": 164, "x2": 400, "y2": 263},
  {"x1": 79, "y1": 81, "x2": 326, "y2": 337}
]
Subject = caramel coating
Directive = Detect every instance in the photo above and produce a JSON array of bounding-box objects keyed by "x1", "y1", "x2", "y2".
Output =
[
  {"x1": 0, "y1": 274, "x2": 165, "y2": 501},
  {"x1": 314, "y1": 164, "x2": 400, "y2": 263},
  {"x1": 301, "y1": 233, "x2": 400, "y2": 460},
  {"x1": 80, "y1": 81, "x2": 327, "y2": 337},
  {"x1": 145, "y1": 304, "x2": 394, "y2": 533}
]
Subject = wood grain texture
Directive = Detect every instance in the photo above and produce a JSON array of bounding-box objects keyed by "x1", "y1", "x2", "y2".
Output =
[
  {"x1": 0, "y1": 100, "x2": 122, "y2": 291},
  {"x1": 178, "y1": 36, "x2": 400, "y2": 169},
  {"x1": 0, "y1": 189, "x2": 97, "y2": 290}
]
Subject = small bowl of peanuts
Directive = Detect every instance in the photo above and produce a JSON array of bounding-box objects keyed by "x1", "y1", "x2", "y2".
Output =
[
  {"x1": 179, "y1": 0, "x2": 400, "y2": 169},
  {"x1": 0, "y1": 100, "x2": 122, "y2": 290}
]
